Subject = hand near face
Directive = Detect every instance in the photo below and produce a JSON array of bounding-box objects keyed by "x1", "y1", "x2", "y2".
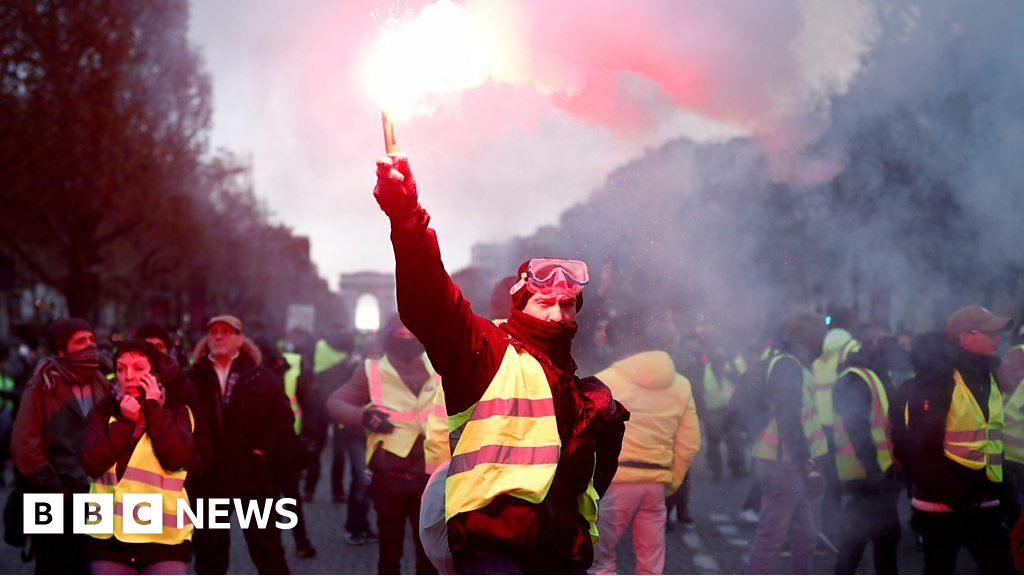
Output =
[
  {"x1": 138, "y1": 372, "x2": 165, "y2": 405},
  {"x1": 120, "y1": 395, "x2": 143, "y2": 423}
]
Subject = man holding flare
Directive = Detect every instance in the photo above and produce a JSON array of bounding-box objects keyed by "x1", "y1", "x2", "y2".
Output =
[{"x1": 372, "y1": 152, "x2": 629, "y2": 574}]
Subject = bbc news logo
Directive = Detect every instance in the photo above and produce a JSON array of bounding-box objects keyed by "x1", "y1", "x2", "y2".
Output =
[{"x1": 24, "y1": 494, "x2": 298, "y2": 534}]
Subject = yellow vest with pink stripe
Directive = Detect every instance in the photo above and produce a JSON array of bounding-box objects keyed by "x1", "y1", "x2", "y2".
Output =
[
  {"x1": 1002, "y1": 344, "x2": 1024, "y2": 465},
  {"x1": 752, "y1": 353, "x2": 829, "y2": 461},
  {"x1": 444, "y1": 343, "x2": 601, "y2": 541},
  {"x1": 833, "y1": 367, "x2": 893, "y2": 480},
  {"x1": 365, "y1": 355, "x2": 450, "y2": 474},
  {"x1": 944, "y1": 370, "x2": 1003, "y2": 482},
  {"x1": 89, "y1": 409, "x2": 194, "y2": 544}
]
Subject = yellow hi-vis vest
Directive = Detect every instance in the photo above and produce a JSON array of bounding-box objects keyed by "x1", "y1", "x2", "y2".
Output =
[
  {"x1": 365, "y1": 355, "x2": 450, "y2": 474},
  {"x1": 944, "y1": 370, "x2": 1004, "y2": 482},
  {"x1": 90, "y1": 410, "x2": 194, "y2": 544},
  {"x1": 282, "y1": 352, "x2": 303, "y2": 434},
  {"x1": 1002, "y1": 345, "x2": 1024, "y2": 464},
  {"x1": 833, "y1": 367, "x2": 893, "y2": 481},
  {"x1": 812, "y1": 336, "x2": 861, "y2": 427},
  {"x1": 752, "y1": 353, "x2": 829, "y2": 462},
  {"x1": 703, "y1": 364, "x2": 735, "y2": 411},
  {"x1": 314, "y1": 339, "x2": 348, "y2": 375},
  {"x1": 444, "y1": 343, "x2": 602, "y2": 542}
]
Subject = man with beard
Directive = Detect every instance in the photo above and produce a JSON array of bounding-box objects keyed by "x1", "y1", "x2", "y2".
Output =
[
  {"x1": 12, "y1": 318, "x2": 111, "y2": 574},
  {"x1": 328, "y1": 315, "x2": 448, "y2": 574},
  {"x1": 372, "y1": 153, "x2": 629, "y2": 573},
  {"x1": 832, "y1": 326, "x2": 903, "y2": 574}
]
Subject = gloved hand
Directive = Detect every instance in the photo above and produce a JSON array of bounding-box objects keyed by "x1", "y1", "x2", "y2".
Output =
[
  {"x1": 373, "y1": 153, "x2": 419, "y2": 219},
  {"x1": 362, "y1": 408, "x2": 396, "y2": 434}
]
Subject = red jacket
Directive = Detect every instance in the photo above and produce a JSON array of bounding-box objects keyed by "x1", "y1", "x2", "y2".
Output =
[{"x1": 389, "y1": 209, "x2": 627, "y2": 572}]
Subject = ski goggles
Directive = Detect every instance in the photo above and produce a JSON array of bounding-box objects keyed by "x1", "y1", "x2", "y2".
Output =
[{"x1": 510, "y1": 259, "x2": 590, "y2": 297}]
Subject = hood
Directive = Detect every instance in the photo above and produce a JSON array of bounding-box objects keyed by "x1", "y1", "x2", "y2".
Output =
[
  {"x1": 597, "y1": 350, "x2": 677, "y2": 390},
  {"x1": 821, "y1": 328, "x2": 854, "y2": 356},
  {"x1": 191, "y1": 336, "x2": 262, "y2": 366}
]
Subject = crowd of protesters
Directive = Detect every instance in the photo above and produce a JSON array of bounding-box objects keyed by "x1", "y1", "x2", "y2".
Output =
[
  {"x1": 2, "y1": 292, "x2": 1024, "y2": 575},
  {"x1": 0, "y1": 152, "x2": 1021, "y2": 576}
]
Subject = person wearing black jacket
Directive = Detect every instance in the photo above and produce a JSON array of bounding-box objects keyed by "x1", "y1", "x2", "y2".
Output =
[
  {"x1": 896, "y1": 306, "x2": 1014, "y2": 574},
  {"x1": 187, "y1": 315, "x2": 294, "y2": 575},
  {"x1": 832, "y1": 327, "x2": 903, "y2": 574}
]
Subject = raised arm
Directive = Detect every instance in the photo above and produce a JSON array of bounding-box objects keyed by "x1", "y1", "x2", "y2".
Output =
[{"x1": 374, "y1": 154, "x2": 505, "y2": 412}]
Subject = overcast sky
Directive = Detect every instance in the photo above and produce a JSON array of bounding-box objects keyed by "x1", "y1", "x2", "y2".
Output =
[{"x1": 187, "y1": 0, "x2": 878, "y2": 289}]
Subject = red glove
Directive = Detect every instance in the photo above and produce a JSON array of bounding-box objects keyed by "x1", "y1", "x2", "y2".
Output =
[{"x1": 373, "y1": 153, "x2": 420, "y2": 219}]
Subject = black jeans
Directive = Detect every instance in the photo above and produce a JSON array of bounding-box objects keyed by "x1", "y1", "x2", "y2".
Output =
[
  {"x1": 914, "y1": 507, "x2": 1013, "y2": 574},
  {"x1": 193, "y1": 501, "x2": 289, "y2": 575},
  {"x1": 834, "y1": 486, "x2": 900, "y2": 574},
  {"x1": 33, "y1": 495, "x2": 88, "y2": 574},
  {"x1": 370, "y1": 472, "x2": 435, "y2": 574},
  {"x1": 342, "y1": 430, "x2": 372, "y2": 534}
]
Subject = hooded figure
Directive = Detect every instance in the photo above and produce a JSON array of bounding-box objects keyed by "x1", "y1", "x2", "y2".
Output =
[{"x1": 590, "y1": 350, "x2": 700, "y2": 574}]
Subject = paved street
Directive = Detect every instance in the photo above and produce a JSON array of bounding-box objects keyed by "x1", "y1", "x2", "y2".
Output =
[{"x1": 0, "y1": 450, "x2": 987, "y2": 574}]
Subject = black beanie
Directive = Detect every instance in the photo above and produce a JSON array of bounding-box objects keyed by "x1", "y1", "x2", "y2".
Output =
[{"x1": 45, "y1": 318, "x2": 94, "y2": 353}]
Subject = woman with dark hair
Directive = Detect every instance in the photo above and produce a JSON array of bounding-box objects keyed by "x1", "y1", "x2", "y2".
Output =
[{"x1": 81, "y1": 340, "x2": 195, "y2": 575}]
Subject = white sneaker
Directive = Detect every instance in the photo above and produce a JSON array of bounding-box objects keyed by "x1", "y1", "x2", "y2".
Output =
[{"x1": 738, "y1": 509, "x2": 759, "y2": 523}]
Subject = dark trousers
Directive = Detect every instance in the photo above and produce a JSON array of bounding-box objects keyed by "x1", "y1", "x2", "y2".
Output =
[
  {"x1": 342, "y1": 431, "x2": 372, "y2": 534},
  {"x1": 193, "y1": 504, "x2": 290, "y2": 575},
  {"x1": 704, "y1": 409, "x2": 746, "y2": 478},
  {"x1": 34, "y1": 533, "x2": 88, "y2": 574},
  {"x1": 835, "y1": 486, "x2": 900, "y2": 574},
  {"x1": 370, "y1": 472, "x2": 435, "y2": 574},
  {"x1": 454, "y1": 551, "x2": 524, "y2": 575},
  {"x1": 279, "y1": 459, "x2": 311, "y2": 545},
  {"x1": 820, "y1": 427, "x2": 842, "y2": 542},
  {"x1": 331, "y1": 425, "x2": 348, "y2": 497},
  {"x1": 914, "y1": 507, "x2": 1013, "y2": 574},
  {"x1": 301, "y1": 418, "x2": 328, "y2": 496},
  {"x1": 33, "y1": 494, "x2": 88, "y2": 574},
  {"x1": 666, "y1": 471, "x2": 691, "y2": 519}
]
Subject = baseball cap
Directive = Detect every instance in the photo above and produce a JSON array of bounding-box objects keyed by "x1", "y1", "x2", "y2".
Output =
[
  {"x1": 945, "y1": 306, "x2": 1012, "y2": 339},
  {"x1": 207, "y1": 315, "x2": 243, "y2": 333}
]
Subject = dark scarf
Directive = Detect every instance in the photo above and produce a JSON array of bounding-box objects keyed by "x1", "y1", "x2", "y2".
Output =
[
  {"x1": 33, "y1": 348, "x2": 108, "y2": 392},
  {"x1": 504, "y1": 309, "x2": 578, "y2": 375}
]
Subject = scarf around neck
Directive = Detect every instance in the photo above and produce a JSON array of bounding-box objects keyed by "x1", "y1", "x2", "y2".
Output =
[
  {"x1": 504, "y1": 309, "x2": 578, "y2": 374},
  {"x1": 33, "y1": 348, "x2": 107, "y2": 392}
]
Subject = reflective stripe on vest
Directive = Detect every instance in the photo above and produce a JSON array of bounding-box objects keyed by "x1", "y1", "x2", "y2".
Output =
[
  {"x1": 365, "y1": 355, "x2": 449, "y2": 473},
  {"x1": 445, "y1": 344, "x2": 560, "y2": 519},
  {"x1": 833, "y1": 367, "x2": 893, "y2": 481},
  {"x1": 443, "y1": 341, "x2": 603, "y2": 541},
  {"x1": 752, "y1": 353, "x2": 829, "y2": 461},
  {"x1": 282, "y1": 352, "x2": 303, "y2": 434},
  {"x1": 90, "y1": 409, "x2": 194, "y2": 544},
  {"x1": 1003, "y1": 345, "x2": 1024, "y2": 464},
  {"x1": 812, "y1": 338, "x2": 861, "y2": 427},
  {"x1": 703, "y1": 364, "x2": 735, "y2": 411},
  {"x1": 944, "y1": 370, "x2": 1004, "y2": 482}
]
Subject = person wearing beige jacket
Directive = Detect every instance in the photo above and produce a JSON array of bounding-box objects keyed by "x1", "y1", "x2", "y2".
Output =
[{"x1": 589, "y1": 349, "x2": 701, "y2": 574}]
